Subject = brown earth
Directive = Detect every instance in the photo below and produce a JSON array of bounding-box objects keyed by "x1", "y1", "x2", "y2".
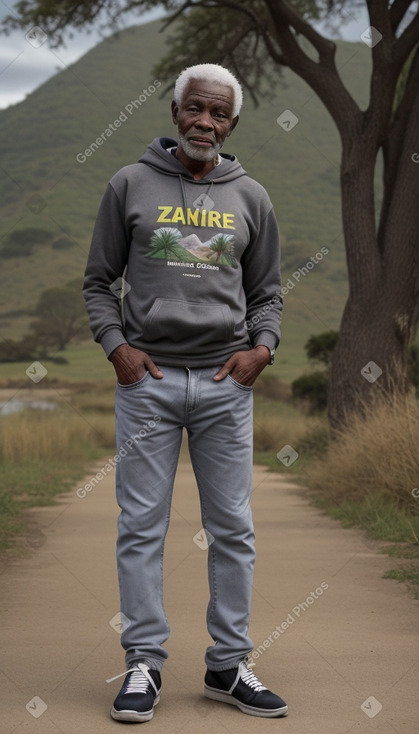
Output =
[{"x1": 1, "y1": 448, "x2": 418, "y2": 733}]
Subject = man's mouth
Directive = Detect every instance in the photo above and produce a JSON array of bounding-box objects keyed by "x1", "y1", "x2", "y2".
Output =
[{"x1": 187, "y1": 137, "x2": 214, "y2": 147}]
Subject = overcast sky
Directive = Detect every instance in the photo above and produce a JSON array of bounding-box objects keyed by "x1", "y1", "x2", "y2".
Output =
[{"x1": 0, "y1": 2, "x2": 370, "y2": 110}]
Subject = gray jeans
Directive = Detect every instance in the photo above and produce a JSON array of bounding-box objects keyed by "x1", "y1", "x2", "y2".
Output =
[{"x1": 115, "y1": 365, "x2": 255, "y2": 672}]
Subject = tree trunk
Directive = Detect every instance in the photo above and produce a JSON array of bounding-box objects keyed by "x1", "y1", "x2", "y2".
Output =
[{"x1": 328, "y1": 56, "x2": 419, "y2": 430}]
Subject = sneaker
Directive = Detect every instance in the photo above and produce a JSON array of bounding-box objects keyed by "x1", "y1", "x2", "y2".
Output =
[
  {"x1": 204, "y1": 659, "x2": 288, "y2": 718},
  {"x1": 108, "y1": 662, "x2": 161, "y2": 722}
]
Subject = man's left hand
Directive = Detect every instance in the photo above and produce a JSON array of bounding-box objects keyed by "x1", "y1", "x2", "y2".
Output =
[{"x1": 213, "y1": 346, "x2": 271, "y2": 386}]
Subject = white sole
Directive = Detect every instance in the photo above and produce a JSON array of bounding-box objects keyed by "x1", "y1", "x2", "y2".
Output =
[
  {"x1": 110, "y1": 693, "x2": 160, "y2": 722},
  {"x1": 204, "y1": 685, "x2": 288, "y2": 718}
]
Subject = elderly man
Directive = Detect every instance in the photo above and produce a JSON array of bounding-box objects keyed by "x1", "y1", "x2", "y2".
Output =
[{"x1": 83, "y1": 63, "x2": 286, "y2": 722}]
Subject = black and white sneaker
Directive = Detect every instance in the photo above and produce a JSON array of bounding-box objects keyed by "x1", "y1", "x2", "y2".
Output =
[
  {"x1": 204, "y1": 659, "x2": 288, "y2": 718},
  {"x1": 107, "y1": 662, "x2": 161, "y2": 722}
]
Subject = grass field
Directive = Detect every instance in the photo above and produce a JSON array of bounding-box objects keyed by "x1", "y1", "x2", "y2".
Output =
[{"x1": 0, "y1": 393, "x2": 115, "y2": 551}]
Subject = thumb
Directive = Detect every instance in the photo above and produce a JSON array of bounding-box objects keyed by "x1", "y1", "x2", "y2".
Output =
[
  {"x1": 213, "y1": 360, "x2": 233, "y2": 381},
  {"x1": 146, "y1": 357, "x2": 164, "y2": 379}
]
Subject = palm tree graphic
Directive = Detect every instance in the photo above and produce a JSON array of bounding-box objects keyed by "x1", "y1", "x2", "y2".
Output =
[
  {"x1": 147, "y1": 227, "x2": 183, "y2": 259},
  {"x1": 209, "y1": 233, "x2": 237, "y2": 266}
]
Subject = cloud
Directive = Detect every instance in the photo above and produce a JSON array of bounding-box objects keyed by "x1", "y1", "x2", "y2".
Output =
[{"x1": 0, "y1": 4, "x2": 165, "y2": 110}]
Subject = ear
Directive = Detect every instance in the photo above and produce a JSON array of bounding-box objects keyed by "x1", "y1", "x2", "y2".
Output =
[
  {"x1": 171, "y1": 99, "x2": 179, "y2": 125},
  {"x1": 226, "y1": 115, "x2": 239, "y2": 137}
]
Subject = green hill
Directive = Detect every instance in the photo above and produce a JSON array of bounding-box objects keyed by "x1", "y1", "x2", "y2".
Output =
[{"x1": 0, "y1": 19, "x2": 372, "y2": 381}]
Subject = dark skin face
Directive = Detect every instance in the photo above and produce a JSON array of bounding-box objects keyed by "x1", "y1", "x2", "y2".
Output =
[{"x1": 171, "y1": 78, "x2": 239, "y2": 180}]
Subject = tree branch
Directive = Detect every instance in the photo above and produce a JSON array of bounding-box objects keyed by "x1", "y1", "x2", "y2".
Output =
[
  {"x1": 160, "y1": 0, "x2": 193, "y2": 32},
  {"x1": 377, "y1": 42, "x2": 419, "y2": 251},
  {"x1": 199, "y1": 0, "x2": 266, "y2": 29},
  {"x1": 206, "y1": 0, "x2": 288, "y2": 65},
  {"x1": 265, "y1": 0, "x2": 335, "y2": 62},
  {"x1": 389, "y1": 0, "x2": 416, "y2": 33},
  {"x1": 263, "y1": 0, "x2": 362, "y2": 141},
  {"x1": 366, "y1": 0, "x2": 394, "y2": 43},
  {"x1": 394, "y1": 8, "x2": 419, "y2": 67}
]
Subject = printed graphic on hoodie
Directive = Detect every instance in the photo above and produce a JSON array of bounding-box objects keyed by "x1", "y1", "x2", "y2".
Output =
[{"x1": 146, "y1": 227, "x2": 238, "y2": 268}]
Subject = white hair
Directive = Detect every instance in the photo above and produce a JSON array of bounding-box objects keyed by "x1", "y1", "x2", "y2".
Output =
[{"x1": 174, "y1": 63, "x2": 243, "y2": 117}]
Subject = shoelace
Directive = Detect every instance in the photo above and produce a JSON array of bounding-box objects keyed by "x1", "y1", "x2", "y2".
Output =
[
  {"x1": 106, "y1": 662, "x2": 156, "y2": 695},
  {"x1": 239, "y1": 661, "x2": 267, "y2": 692}
]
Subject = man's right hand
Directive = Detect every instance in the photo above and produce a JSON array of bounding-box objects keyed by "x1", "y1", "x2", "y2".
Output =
[{"x1": 109, "y1": 344, "x2": 163, "y2": 385}]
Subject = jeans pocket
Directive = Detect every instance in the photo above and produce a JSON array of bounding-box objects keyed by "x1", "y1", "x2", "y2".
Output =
[
  {"x1": 226, "y1": 374, "x2": 253, "y2": 391},
  {"x1": 117, "y1": 370, "x2": 150, "y2": 389}
]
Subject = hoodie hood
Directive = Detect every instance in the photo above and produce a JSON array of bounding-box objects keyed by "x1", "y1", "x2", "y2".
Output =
[{"x1": 139, "y1": 137, "x2": 247, "y2": 183}]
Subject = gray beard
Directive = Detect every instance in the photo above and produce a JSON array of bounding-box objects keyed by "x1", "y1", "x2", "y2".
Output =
[{"x1": 178, "y1": 133, "x2": 222, "y2": 162}]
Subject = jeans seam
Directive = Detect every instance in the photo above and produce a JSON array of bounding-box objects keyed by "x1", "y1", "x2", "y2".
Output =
[
  {"x1": 160, "y1": 498, "x2": 172, "y2": 634},
  {"x1": 202, "y1": 494, "x2": 217, "y2": 628}
]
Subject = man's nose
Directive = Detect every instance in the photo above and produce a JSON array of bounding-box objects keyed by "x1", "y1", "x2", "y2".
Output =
[{"x1": 195, "y1": 111, "x2": 214, "y2": 130}]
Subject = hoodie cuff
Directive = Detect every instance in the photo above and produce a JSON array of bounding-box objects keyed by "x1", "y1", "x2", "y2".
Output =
[
  {"x1": 252, "y1": 331, "x2": 278, "y2": 352},
  {"x1": 100, "y1": 329, "x2": 128, "y2": 359}
]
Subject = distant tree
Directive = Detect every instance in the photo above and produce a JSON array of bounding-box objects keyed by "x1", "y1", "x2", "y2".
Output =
[
  {"x1": 305, "y1": 331, "x2": 339, "y2": 368},
  {"x1": 52, "y1": 235, "x2": 75, "y2": 250},
  {"x1": 0, "y1": 227, "x2": 53, "y2": 258},
  {"x1": 292, "y1": 371, "x2": 328, "y2": 413},
  {"x1": 0, "y1": 279, "x2": 89, "y2": 362},
  {"x1": 0, "y1": 338, "x2": 35, "y2": 363},
  {"x1": 4, "y1": 1, "x2": 419, "y2": 430},
  {"x1": 30, "y1": 279, "x2": 89, "y2": 351},
  {"x1": 291, "y1": 331, "x2": 336, "y2": 412}
]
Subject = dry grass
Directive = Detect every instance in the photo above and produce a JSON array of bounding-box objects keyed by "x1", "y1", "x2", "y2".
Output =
[
  {"x1": 0, "y1": 409, "x2": 115, "y2": 462},
  {"x1": 253, "y1": 412, "x2": 323, "y2": 454},
  {"x1": 254, "y1": 374, "x2": 291, "y2": 402},
  {"x1": 307, "y1": 393, "x2": 419, "y2": 514}
]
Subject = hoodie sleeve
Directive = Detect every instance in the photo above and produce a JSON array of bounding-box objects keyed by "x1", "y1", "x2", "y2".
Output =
[
  {"x1": 83, "y1": 181, "x2": 130, "y2": 358},
  {"x1": 240, "y1": 204, "x2": 282, "y2": 351}
]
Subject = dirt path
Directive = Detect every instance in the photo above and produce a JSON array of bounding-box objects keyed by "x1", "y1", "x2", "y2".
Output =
[{"x1": 1, "y1": 448, "x2": 418, "y2": 734}]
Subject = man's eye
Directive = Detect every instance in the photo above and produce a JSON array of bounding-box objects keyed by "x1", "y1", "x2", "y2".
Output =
[{"x1": 214, "y1": 113, "x2": 227, "y2": 119}]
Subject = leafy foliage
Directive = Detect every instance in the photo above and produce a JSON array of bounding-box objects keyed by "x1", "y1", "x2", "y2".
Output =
[
  {"x1": 2, "y1": 1, "x2": 366, "y2": 45},
  {"x1": 0, "y1": 228, "x2": 54, "y2": 258},
  {"x1": 305, "y1": 330, "x2": 339, "y2": 367},
  {"x1": 291, "y1": 370, "x2": 328, "y2": 413},
  {"x1": 52, "y1": 235, "x2": 75, "y2": 250},
  {"x1": 0, "y1": 278, "x2": 89, "y2": 362}
]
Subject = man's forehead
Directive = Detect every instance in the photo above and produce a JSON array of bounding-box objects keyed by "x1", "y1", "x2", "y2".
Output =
[{"x1": 183, "y1": 79, "x2": 234, "y2": 106}]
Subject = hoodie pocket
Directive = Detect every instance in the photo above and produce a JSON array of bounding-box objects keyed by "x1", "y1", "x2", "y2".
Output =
[{"x1": 143, "y1": 298, "x2": 235, "y2": 346}]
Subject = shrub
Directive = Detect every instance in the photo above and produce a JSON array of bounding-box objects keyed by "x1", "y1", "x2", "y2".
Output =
[
  {"x1": 0, "y1": 227, "x2": 53, "y2": 258},
  {"x1": 307, "y1": 392, "x2": 419, "y2": 515},
  {"x1": 52, "y1": 236, "x2": 74, "y2": 249},
  {"x1": 291, "y1": 371, "x2": 328, "y2": 413}
]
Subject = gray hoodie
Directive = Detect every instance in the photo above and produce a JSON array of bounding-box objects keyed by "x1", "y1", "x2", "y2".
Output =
[{"x1": 83, "y1": 137, "x2": 282, "y2": 367}]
